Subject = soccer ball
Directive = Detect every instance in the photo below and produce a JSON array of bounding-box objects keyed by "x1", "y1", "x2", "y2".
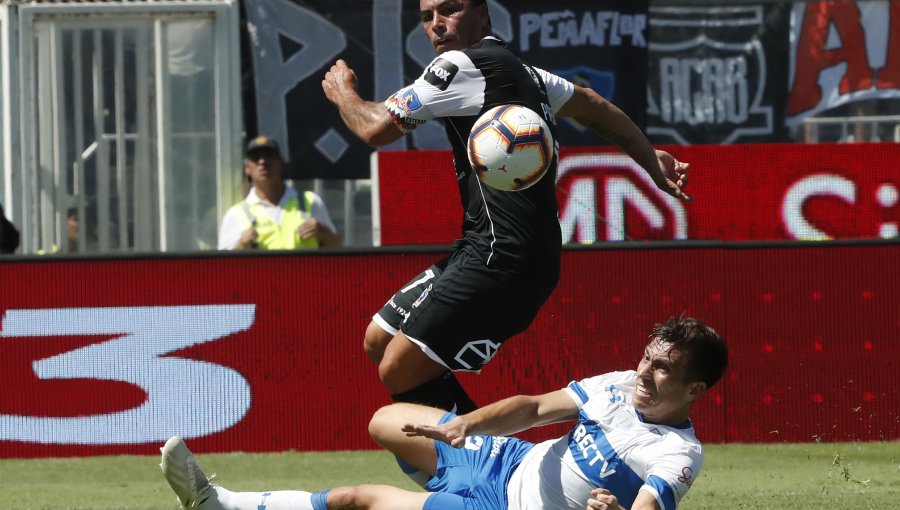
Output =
[{"x1": 467, "y1": 104, "x2": 554, "y2": 191}]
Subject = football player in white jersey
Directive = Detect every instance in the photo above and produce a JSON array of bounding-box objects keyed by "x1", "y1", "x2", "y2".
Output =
[
  {"x1": 160, "y1": 317, "x2": 728, "y2": 510},
  {"x1": 321, "y1": 0, "x2": 693, "y2": 417}
]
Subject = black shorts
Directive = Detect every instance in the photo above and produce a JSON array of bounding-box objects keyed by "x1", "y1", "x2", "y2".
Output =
[{"x1": 372, "y1": 247, "x2": 557, "y2": 371}]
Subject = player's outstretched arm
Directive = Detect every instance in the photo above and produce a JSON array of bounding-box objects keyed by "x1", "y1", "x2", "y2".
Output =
[
  {"x1": 403, "y1": 389, "x2": 578, "y2": 448},
  {"x1": 557, "y1": 86, "x2": 691, "y2": 201},
  {"x1": 322, "y1": 59, "x2": 405, "y2": 147}
]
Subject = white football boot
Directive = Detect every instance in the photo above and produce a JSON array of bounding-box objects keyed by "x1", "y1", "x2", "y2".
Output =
[{"x1": 160, "y1": 436, "x2": 214, "y2": 509}]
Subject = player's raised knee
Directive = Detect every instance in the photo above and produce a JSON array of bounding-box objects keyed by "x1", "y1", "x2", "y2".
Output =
[
  {"x1": 368, "y1": 403, "x2": 407, "y2": 440},
  {"x1": 369, "y1": 403, "x2": 444, "y2": 446},
  {"x1": 376, "y1": 358, "x2": 406, "y2": 393},
  {"x1": 363, "y1": 322, "x2": 392, "y2": 363}
]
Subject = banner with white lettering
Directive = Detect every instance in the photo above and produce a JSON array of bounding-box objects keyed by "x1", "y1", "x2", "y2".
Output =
[
  {"x1": 241, "y1": 0, "x2": 649, "y2": 178},
  {"x1": 645, "y1": 3, "x2": 791, "y2": 144},
  {"x1": 787, "y1": 1, "x2": 900, "y2": 127},
  {"x1": 507, "y1": 0, "x2": 650, "y2": 144}
]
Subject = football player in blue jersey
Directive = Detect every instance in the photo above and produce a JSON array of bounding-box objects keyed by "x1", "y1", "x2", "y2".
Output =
[
  {"x1": 160, "y1": 316, "x2": 727, "y2": 510},
  {"x1": 322, "y1": 0, "x2": 692, "y2": 416}
]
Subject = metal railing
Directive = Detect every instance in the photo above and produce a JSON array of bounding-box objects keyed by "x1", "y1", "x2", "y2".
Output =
[
  {"x1": 1, "y1": 1, "x2": 242, "y2": 255},
  {"x1": 801, "y1": 115, "x2": 900, "y2": 144}
]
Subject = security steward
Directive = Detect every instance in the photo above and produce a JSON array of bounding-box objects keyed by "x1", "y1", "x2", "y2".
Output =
[{"x1": 217, "y1": 136, "x2": 341, "y2": 250}]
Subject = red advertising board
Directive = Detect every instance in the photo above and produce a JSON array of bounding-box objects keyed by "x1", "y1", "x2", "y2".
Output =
[
  {"x1": 1, "y1": 242, "x2": 898, "y2": 458},
  {"x1": 377, "y1": 143, "x2": 899, "y2": 245}
]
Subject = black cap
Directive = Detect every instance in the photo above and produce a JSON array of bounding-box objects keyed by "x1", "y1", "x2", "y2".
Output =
[{"x1": 245, "y1": 136, "x2": 281, "y2": 158}]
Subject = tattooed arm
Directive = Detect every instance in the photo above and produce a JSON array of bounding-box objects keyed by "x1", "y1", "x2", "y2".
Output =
[{"x1": 322, "y1": 59, "x2": 405, "y2": 147}]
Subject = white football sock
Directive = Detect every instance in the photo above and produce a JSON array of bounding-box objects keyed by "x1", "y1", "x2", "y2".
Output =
[{"x1": 200, "y1": 486, "x2": 318, "y2": 510}]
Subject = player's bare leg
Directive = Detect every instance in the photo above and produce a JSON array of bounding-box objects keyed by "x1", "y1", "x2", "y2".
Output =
[
  {"x1": 379, "y1": 331, "x2": 477, "y2": 414},
  {"x1": 367, "y1": 320, "x2": 476, "y2": 411},
  {"x1": 363, "y1": 320, "x2": 394, "y2": 363},
  {"x1": 379, "y1": 331, "x2": 448, "y2": 393},
  {"x1": 370, "y1": 403, "x2": 454, "y2": 490},
  {"x1": 327, "y1": 485, "x2": 436, "y2": 510},
  {"x1": 369, "y1": 403, "x2": 444, "y2": 475}
]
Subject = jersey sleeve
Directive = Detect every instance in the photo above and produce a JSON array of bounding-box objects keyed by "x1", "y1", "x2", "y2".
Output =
[
  {"x1": 641, "y1": 447, "x2": 702, "y2": 510},
  {"x1": 533, "y1": 67, "x2": 575, "y2": 114},
  {"x1": 563, "y1": 370, "x2": 635, "y2": 408},
  {"x1": 384, "y1": 51, "x2": 485, "y2": 133},
  {"x1": 217, "y1": 205, "x2": 246, "y2": 250}
]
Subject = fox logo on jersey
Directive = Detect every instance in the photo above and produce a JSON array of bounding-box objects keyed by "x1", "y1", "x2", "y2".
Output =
[{"x1": 424, "y1": 58, "x2": 459, "y2": 91}]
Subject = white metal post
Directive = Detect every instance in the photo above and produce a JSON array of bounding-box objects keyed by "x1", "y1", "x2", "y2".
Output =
[
  {"x1": 93, "y1": 29, "x2": 111, "y2": 252},
  {"x1": 154, "y1": 19, "x2": 169, "y2": 251},
  {"x1": 17, "y1": 9, "x2": 38, "y2": 251},
  {"x1": 370, "y1": 151, "x2": 381, "y2": 246},
  {"x1": 72, "y1": 32, "x2": 87, "y2": 252},
  {"x1": 50, "y1": 20, "x2": 68, "y2": 252},
  {"x1": 114, "y1": 28, "x2": 128, "y2": 249},
  {"x1": 0, "y1": 5, "x2": 12, "y2": 213},
  {"x1": 134, "y1": 25, "x2": 153, "y2": 251},
  {"x1": 214, "y1": 2, "x2": 243, "y2": 231}
]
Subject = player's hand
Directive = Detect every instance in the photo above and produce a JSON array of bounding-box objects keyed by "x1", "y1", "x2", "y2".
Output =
[
  {"x1": 238, "y1": 227, "x2": 258, "y2": 249},
  {"x1": 402, "y1": 417, "x2": 468, "y2": 448},
  {"x1": 654, "y1": 149, "x2": 692, "y2": 202},
  {"x1": 586, "y1": 488, "x2": 622, "y2": 510},
  {"x1": 296, "y1": 218, "x2": 326, "y2": 241},
  {"x1": 322, "y1": 59, "x2": 359, "y2": 105}
]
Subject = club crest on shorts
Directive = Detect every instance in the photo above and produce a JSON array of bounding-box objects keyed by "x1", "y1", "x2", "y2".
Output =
[
  {"x1": 454, "y1": 339, "x2": 501, "y2": 370},
  {"x1": 411, "y1": 283, "x2": 432, "y2": 309}
]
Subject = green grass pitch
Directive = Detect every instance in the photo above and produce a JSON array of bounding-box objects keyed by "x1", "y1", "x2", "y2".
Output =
[{"x1": 1, "y1": 441, "x2": 898, "y2": 509}]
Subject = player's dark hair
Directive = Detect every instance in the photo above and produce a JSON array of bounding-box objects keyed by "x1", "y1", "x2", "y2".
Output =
[
  {"x1": 650, "y1": 316, "x2": 728, "y2": 388},
  {"x1": 471, "y1": 0, "x2": 492, "y2": 31}
]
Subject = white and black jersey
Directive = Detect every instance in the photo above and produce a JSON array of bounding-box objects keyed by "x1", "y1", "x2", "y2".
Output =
[
  {"x1": 378, "y1": 37, "x2": 576, "y2": 370},
  {"x1": 385, "y1": 36, "x2": 574, "y2": 273}
]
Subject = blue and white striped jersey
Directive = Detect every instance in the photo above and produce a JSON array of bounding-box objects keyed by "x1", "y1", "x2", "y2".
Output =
[{"x1": 506, "y1": 371, "x2": 702, "y2": 510}]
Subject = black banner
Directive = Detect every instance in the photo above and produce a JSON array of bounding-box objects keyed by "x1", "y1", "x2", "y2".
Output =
[
  {"x1": 242, "y1": 0, "x2": 649, "y2": 179},
  {"x1": 645, "y1": 3, "x2": 791, "y2": 145}
]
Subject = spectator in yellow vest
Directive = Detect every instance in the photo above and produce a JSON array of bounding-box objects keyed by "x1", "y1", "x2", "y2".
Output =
[{"x1": 218, "y1": 136, "x2": 341, "y2": 250}]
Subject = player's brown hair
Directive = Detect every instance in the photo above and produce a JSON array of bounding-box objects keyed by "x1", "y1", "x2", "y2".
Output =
[
  {"x1": 650, "y1": 316, "x2": 729, "y2": 388},
  {"x1": 471, "y1": 0, "x2": 491, "y2": 31}
]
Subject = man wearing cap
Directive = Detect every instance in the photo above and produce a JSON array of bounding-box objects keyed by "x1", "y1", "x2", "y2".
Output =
[{"x1": 218, "y1": 136, "x2": 341, "y2": 250}]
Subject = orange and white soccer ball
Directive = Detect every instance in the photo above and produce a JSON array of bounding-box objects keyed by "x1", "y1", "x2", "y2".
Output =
[{"x1": 467, "y1": 104, "x2": 554, "y2": 191}]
